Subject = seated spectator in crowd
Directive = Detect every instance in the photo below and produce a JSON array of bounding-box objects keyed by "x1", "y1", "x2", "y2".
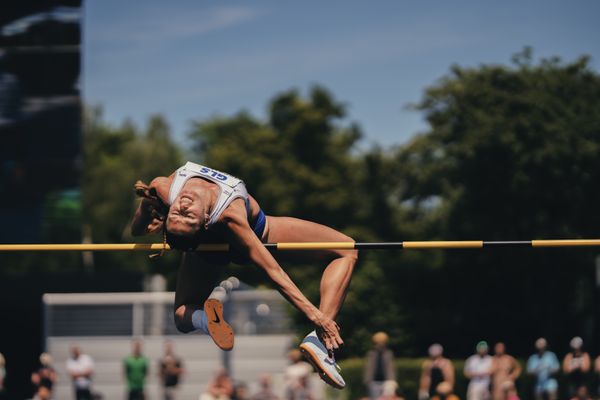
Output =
[
  {"x1": 232, "y1": 382, "x2": 249, "y2": 400},
  {"x1": 364, "y1": 332, "x2": 396, "y2": 400},
  {"x1": 31, "y1": 353, "x2": 57, "y2": 394},
  {"x1": 291, "y1": 375, "x2": 312, "y2": 400},
  {"x1": 431, "y1": 381, "x2": 459, "y2": 400},
  {"x1": 201, "y1": 368, "x2": 234, "y2": 400},
  {"x1": 123, "y1": 340, "x2": 149, "y2": 400},
  {"x1": 499, "y1": 381, "x2": 519, "y2": 400},
  {"x1": 251, "y1": 374, "x2": 279, "y2": 400},
  {"x1": 491, "y1": 343, "x2": 521, "y2": 400},
  {"x1": 562, "y1": 337, "x2": 591, "y2": 398},
  {"x1": 159, "y1": 340, "x2": 184, "y2": 400},
  {"x1": 284, "y1": 349, "x2": 312, "y2": 400},
  {"x1": 420, "y1": 344, "x2": 455, "y2": 400},
  {"x1": 526, "y1": 338, "x2": 559, "y2": 400},
  {"x1": 595, "y1": 355, "x2": 600, "y2": 398},
  {"x1": 377, "y1": 380, "x2": 404, "y2": 400},
  {"x1": 31, "y1": 385, "x2": 52, "y2": 400},
  {"x1": 569, "y1": 385, "x2": 592, "y2": 400},
  {"x1": 0, "y1": 352, "x2": 5, "y2": 400},
  {"x1": 464, "y1": 341, "x2": 493, "y2": 400},
  {"x1": 66, "y1": 345, "x2": 95, "y2": 400}
]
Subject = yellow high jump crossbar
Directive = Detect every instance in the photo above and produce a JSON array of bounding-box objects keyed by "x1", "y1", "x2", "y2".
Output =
[{"x1": 1, "y1": 239, "x2": 600, "y2": 252}]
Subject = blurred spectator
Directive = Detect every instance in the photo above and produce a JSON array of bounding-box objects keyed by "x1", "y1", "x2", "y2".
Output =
[
  {"x1": 291, "y1": 376, "x2": 312, "y2": 400},
  {"x1": 0, "y1": 352, "x2": 5, "y2": 399},
  {"x1": 31, "y1": 385, "x2": 52, "y2": 400},
  {"x1": 123, "y1": 339, "x2": 149, "y2": 400},
  {"x1": 31, "y1": 353, "x2": 58, "y2": 393},
  {"x1": 569, "y1": 385, "x2": 592, "y2": 400},
  {"x1": 420, "y1": 344, "x2": 455, "y2": 400},
  {"x1": 562, "y1": 337, "x2": 590, "y2": 398},
  {"x1": 431, "y1": 381, "x2": 459, "y2": 400},
  {"x1": 159, "y1": 340, "x2": 184, "y2": 400},
  {"x1": 364, "y1": 332, "x2": 396, "y2": 399},
  {"x1": 499, "y1": 381, "x2": 519, "y2": 400},
  {"x1": 200, "y1": 368, "x2": 234, "y2": 400},
  {"x1": 232, "y1": 382, "x2": 249, "y2": 400},
  {"x1": 66, "y1": 345, "x2": 95, "y2": 400},
  {"x1": 251, "y1": 374, "x2": 279, "y2": 400},
  {"x1": 595, "y1": 355, "x2": 600, "y2": 398},
  {"x1": 464, "y1": 341, "x2": 493, "y2": 400},
  {"x1": 526, "y1": 338, "x2": 559, "y2": 400},
  {"x1": 377, "y1": 380, "x2": 404, "y2": 400},
  {"x1": 284, "y1": 349, "x2": 312, "y2": 400},
  {"x1": 491, "y1": 343, "x2": 521, "y2": 400}
]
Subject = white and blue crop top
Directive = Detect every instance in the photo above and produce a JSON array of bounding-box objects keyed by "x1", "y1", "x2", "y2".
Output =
[{"x1": 168, "y1": 162, "x2": 249, "y2": 227}]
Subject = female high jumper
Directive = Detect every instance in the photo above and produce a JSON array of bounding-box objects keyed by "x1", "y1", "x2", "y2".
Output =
[{"x1": 131, "y1": 161, "x2": 358, "y2": 389}]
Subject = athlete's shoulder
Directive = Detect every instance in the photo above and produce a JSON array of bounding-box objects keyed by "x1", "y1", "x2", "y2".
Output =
[{"x1": 220, "y1": 198, "x2": 249, "y2": 224}]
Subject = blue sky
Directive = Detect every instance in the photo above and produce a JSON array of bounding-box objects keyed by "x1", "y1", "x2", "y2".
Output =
[{"x1": 84, "y1": 1, "x2": 600, "y2": 148}]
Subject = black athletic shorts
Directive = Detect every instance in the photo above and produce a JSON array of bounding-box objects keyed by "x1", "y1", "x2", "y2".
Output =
[{"x1": 174, "y1": 252, "x2": 226, "y2": 311}]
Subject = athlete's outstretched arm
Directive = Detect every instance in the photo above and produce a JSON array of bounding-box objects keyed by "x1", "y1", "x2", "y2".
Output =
[
  {"x1": 223, "y1": 202, "x2": 343, "y2": 350},
  {"x1": 131, "y1": 177, "x2": 170, "y2": 236},
  {"x1": 131, "y1": 198, "x2": 163, "y2": 236}
]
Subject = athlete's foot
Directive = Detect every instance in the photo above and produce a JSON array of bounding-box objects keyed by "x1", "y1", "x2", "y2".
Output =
[
  {"x1": 299, "y1": 330, "x2": 345, "y2": 389},
  {"x1": 203, "y1": 298, "x2": 234, "y2": 351}
]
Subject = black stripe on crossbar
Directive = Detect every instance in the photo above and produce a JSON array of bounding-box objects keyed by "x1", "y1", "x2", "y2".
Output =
[{"x1": 354, "y1": 242, "x2": 404, "y2": 249}]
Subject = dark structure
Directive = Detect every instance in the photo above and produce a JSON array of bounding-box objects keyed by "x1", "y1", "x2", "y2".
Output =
[
  {"x1": 0, "y1": 1, "x2": 83, "y2": 398},
  {"x1": 0, "y1": 0, "x2": 82, "y2": 243}
]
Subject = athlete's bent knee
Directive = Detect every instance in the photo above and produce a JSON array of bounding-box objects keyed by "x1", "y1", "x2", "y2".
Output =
[
  {"x1": 174, "y1": 305, "x2": 194, "y2": 333},
  {"x1": 347, "y1": 248, "x2": 359, "y2": 262},
  {"x1": 341, "y1": 235, "x2": 359, "y2": 262}
]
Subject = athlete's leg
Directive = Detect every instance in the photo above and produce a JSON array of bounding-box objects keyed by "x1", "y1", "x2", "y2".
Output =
[
  {"x1": 264, "y1": 217, "x2": 355, "y2": 389},
  {"x1": 174, "y1": 252, "x2": 222, "y2": 333},
  {"x1": 264, "y1": 216, "x2": 358, "y2": 320},
  {"x1": 174, "y1": 252, "x2": 235, "y2": 350}
]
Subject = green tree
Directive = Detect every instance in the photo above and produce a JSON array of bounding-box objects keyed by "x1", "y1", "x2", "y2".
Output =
[
  {"x1": 393, "y1": 49, "x2": 600, "y2": 355},
  {"x1": 187, "y1": 86, "x2": 411, "y2": 355},
  {"x1": 82, "y1": 108, "x2": 183, "y2": 275}
]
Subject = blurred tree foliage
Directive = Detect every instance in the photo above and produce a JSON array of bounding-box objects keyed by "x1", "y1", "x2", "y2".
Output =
[
  {"x1": 392, "y1": 49, "x2": 600, "y2": 356},
  {"x1": 186, "y1": 51, "x2": 600, "y2": 357},
  {"x1": 187, "y1": 86, "x2": 411, "y2": 356},
  {"x1": 81, "y1": 108, "x2": 183, "y2": 275},
  {"x1": 5, "y1": 50, "x2": 598, "y2": 359}
]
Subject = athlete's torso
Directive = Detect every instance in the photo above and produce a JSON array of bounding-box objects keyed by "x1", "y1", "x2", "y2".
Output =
[{"x1": 168, "y1": 162, "x2": 250, "y2": 227}]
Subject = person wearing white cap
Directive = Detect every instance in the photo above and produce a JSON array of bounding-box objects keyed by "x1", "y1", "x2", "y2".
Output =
[
  {"x1": 562, "y1": 336, "x2": 591, "y2": 398},
  {"x1": 419, "y1": 344, "x2": 455, "y2": 400},
  {"x1": 464, "y1": 341, "x2": 493, "y2": 400},
  {"x1": 526, "y1": 338, "x2": 560, "y2": 400}
]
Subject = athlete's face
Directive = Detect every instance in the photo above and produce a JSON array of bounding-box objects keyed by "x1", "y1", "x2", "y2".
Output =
[{"x1": 167, "y1": 191, "x2": 206, "y2": 235}]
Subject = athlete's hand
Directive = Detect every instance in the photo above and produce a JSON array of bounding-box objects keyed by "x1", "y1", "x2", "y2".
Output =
[{"x1": 313, "y1": 313, "x2": 343, "y2": 351}]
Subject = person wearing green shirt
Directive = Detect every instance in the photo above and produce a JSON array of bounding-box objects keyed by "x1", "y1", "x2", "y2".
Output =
[{"x1": 123, "y1": 340, "x2": 149, "y2": 400}]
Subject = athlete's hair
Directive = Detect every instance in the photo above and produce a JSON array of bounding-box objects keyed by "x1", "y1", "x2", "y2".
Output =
[{"x1": 134, "y1": 180, "x2": 206, "y2": 255}]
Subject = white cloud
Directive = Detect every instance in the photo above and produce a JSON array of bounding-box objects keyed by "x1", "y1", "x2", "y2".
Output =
[{"x1": 90, "y1": 5, "x2": 262, "y2": 46}]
